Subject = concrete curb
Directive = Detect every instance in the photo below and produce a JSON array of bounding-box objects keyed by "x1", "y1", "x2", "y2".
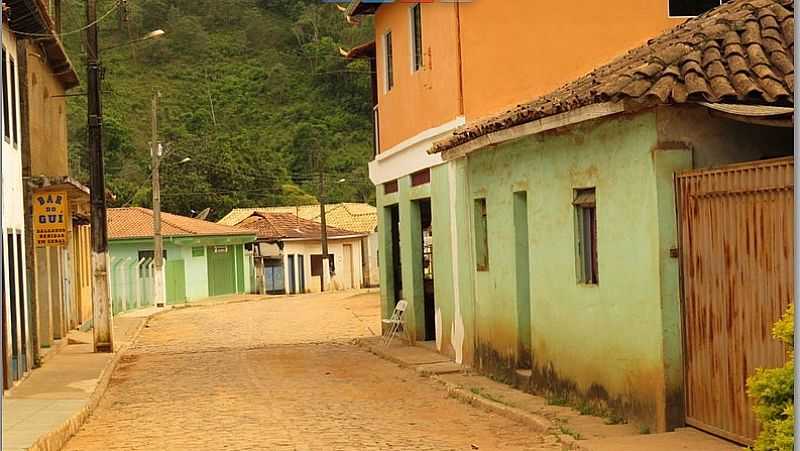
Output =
[
  {"x1": 27, "y1": 308, "x2": 171, "y2": 451},
  {"x1": 359, "y1": 340, "x2": 560, "y2": 442},
  {"x1": 430, "y1": 375, "x2": 554, "y2": 434}
]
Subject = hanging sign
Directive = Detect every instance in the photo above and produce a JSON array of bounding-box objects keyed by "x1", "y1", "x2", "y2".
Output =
[{"x1": 34, "y1": 191, "x2": 69, "y2": 247}]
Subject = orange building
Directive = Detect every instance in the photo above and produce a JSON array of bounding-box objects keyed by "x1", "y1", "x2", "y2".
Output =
[{"x1": 347, "y1": 0, "x2": 696, "y2": 184}]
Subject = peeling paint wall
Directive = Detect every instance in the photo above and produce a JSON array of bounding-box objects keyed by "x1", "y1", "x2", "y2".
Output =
[{"x1": 466, "y1": 112, "x2": 671, "y2": 430}]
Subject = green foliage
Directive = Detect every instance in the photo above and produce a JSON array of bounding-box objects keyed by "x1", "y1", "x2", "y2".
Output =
[
  {"x1": 748, "y1": 305, "x2": 795, "y2": 451},
  {"x1": 62, "y1": 0, "x2": 375, "y2": 220}
]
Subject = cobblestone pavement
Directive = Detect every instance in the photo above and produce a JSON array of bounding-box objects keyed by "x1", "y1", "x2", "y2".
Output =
[{"x1": 62, "y1": 291, "x2": 558, "y2": 451}]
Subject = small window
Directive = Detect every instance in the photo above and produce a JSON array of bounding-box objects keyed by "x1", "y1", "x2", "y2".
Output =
[
  {"x1": 9, "y1": 57, "x2": 17, "y2": 147},
  {"x1": 574, "y1": 188, "x2": 598, "y2": 284},
  {"x1": 384, "y1": 180, "x2": 398, "y2": 194},
  {"x1": 384, "y1": 31, "x2": 394, "y2": 91},
  {"x1": 668, "y1": 0, "x2": 722, "y2": 17},
  {"x1": 474, "y1": 198, "x2": 489, "y2": 271},
  {"x1": 310, "y1": 254, "x2": 335, "y2": 277},
  {"x1": 2, "y1": 49, "x2": 8, "y2": 141},
  {"x1": 192, "y1": 247, "x2": 205, "y2": 257},
  {"x1": 410, "y1": 4, "x2": 423, "y2": 72},
  {"x1": 411, "y1": 168, "x2": 430, "y2": 186},
  {"x1": 214, "y1": 246, "x2": 229, "y2": 254}
]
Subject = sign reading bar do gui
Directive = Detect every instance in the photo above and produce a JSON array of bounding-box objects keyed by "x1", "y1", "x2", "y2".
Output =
[{"x1": 34, "y1": 191, "x2": 69, "y2": 247}]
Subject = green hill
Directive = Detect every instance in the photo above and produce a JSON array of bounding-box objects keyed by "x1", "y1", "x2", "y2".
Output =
[{"x1": 61, "y1": 0, "x2": 375, "y2": 219}]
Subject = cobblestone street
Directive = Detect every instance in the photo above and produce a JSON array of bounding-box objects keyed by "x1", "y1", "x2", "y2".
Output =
[{"x1": 62, "y1": 291, "x2": 557, "y2": 451}]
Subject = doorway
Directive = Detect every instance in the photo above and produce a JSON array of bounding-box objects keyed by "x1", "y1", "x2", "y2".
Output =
[
  {"x1": 207, "y1": 245, "x2": 236, "y2": 296},
  {"x1": 388, "y1": 205, "x2": 402, "y2": 304},
  {"x1": 514, "y1": 191, "x2": 532, "y2": 369},
  {"x1": 287, "y1": 255, "x2": 296, "y2": 294},
  {"x1": 417, "y1": 199, "x2": 435, "y2": 342},
  {"x1": 297, "y1": 255, "x2": 305, "y2": 293},
  {"x1": 343, "y1": 244, "x2": 354, "y2": 289}
]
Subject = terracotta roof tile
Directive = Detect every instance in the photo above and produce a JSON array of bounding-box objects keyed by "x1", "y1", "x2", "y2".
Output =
[
  {"x1": 433, "y1": 0, "x2": 794, "y2": 154},
  {"x1": 218, "y1": 203, "x2": 377, "y2": 234},
  {"x1": 108, "y1": 208, "x2": 254, "y2": 240},
  {"x1": 237, "y1": 213, "x2": 363, "y2": 241}
]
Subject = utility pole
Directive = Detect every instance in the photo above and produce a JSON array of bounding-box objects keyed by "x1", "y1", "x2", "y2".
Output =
[
  {"x1": 151, "y1": 92, "x2": 165, "y2": 308},
  {"x1": 318, "y1": 170, "x2": 330, "y2": 292},
  {"x1": 87, "y1": 0, "x2": 114, "y2": 352}
]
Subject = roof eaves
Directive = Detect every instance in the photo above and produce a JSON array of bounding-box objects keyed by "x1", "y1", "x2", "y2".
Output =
[{"x1": 346, "y1": 0, "x2": 381, "y2": 17}]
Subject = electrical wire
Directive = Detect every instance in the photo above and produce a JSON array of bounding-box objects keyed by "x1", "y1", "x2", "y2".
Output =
[{"x1": 11, "y1": 0, "x2": 122, "y2": 38}]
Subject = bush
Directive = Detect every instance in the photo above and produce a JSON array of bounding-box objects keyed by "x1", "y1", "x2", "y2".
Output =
[{"x1": 747, "y1": 304, "x2": 794, "y2": 451}]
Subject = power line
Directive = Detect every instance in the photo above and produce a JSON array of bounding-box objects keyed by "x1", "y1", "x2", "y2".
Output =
[{"x1": 12, "y1": 0, "x2": 122, "y2": 38}]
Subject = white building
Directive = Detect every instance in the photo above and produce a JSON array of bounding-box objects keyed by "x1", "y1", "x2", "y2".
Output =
[{"x1": 234, "y1": 212, "x2": 367, "y2": 294}]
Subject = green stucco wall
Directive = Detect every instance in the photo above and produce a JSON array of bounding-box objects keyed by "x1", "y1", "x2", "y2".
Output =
[
  {"x1": 465, "y1": 112, "x2": 688, "y2": 430},
  {"x1": 108, "y1": 236, "x2": 254, "y2": 311}
]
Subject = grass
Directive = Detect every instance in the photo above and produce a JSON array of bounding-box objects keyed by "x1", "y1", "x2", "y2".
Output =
[
  {"x1": 469, "y1": 386, "x2": 506, "y2": 405},
  {"x1": 558, "y1": 425, "x2": 583, "y2": 440}
]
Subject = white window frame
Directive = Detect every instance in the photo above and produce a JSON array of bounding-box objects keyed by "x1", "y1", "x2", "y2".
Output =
[
  {"x1": 409, "y1": 3, "x2": 423, "y2": 74},
  {"x1": 382, "y1": 30, "x2": 394, "y2": 93},
  {"x1": 666, "y1": 0, "x2": 723, "y2": 18}
]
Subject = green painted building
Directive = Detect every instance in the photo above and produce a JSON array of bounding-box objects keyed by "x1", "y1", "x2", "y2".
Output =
[
  {"x1": 369, "y1": 0, "x2": 794, "y2": 440},
  {"x1": 107, "y1": 208, "x2": 256, "y2": 310}
]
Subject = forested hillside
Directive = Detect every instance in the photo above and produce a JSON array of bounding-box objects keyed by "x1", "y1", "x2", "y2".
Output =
[{"x1": 61, "y1": 0, "x2": 375, "y2": 219}]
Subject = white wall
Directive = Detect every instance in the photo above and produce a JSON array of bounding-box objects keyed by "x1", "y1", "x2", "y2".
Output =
[
  {"x1": 2, "y1": 28, "x2": 30, "y2": 383},
  {"x1": 281, "y1": 237, "x2": 365, "y2": 294}
]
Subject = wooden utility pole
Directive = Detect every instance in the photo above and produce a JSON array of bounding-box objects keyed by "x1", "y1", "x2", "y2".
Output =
[
  {"x1": 87, "y1": 0, "x2": 114, "y2": 352},
  {"x1": 318, "y1": 170, "x2": 329, "y2": 292},
  {"x1": 151, "y1": 92, "x2": 165, "y2": 308}
]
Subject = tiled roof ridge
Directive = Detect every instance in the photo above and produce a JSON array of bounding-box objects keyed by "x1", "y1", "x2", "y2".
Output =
[{"x1": 432, "y1": 0, "x2": 794, "y2": 154}]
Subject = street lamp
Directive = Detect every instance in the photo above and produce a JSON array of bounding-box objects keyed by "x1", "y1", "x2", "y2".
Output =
[{"x1": 100, "y1": 29, "x2": 165, "y2": 52}]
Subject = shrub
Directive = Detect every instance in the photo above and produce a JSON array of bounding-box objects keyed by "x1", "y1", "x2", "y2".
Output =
[{"x1": 747, "y1": 304, "x2": 794, "y2": 451}]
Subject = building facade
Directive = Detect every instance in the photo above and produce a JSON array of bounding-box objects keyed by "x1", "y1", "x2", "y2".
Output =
[
  {"x1": 231, "y1": 212, "x2": 367, "y2": 295},
  {"x1": 348, "y1": 0, "x2": 794, "y2": 442},
  {"x1": 107, "y1": 208, "x2": 256, "y2": 309},
  {"x1": 220, "y1": 203, "x2": 379, "y2": 288},
  {"x1": 2, "y1": 0, "x2": 84, "y2": 389}
]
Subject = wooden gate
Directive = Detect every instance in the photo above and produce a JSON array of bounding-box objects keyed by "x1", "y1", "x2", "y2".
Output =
[{"x1": 676, "y1": 157, "x2": 793, "y2": 444}]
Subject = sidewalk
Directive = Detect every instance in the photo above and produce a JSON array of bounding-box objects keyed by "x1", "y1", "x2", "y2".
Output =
[
  {"x1": 360, "y1": 337, "x2": 740, "y2": 451},
  {"x1": 3, "y1": 307, "x2": 164, "y2": 451}
]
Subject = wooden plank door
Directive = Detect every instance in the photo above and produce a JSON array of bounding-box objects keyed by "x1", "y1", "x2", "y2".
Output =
[{"x1": 676, "y1": 157, "x2": 793, "y2": 444}]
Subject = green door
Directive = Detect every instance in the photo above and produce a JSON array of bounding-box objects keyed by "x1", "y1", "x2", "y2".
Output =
[
  {"x1": 165, "y1": 260, "x2": 187, "y2": 304},
  {"x1": 207, "y1": 245, "x2": 236, "y2": 296}
]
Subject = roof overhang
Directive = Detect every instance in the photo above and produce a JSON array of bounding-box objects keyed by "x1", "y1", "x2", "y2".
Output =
[
  {"x1": 6, "y1": 0, "x2": 79, "y2": 89},
  {"x1": 343, "y1": 40, "x2": 375, "y2": 60},
  {"x1": 437, "y1": 102, "x2": 626, "y2": 161},
  {"x1": 346, "y1": 0, "x2": 382, "y2": 17},
  {"x1": 699, "y1": 103, "x2": 793, "y2": 127}
]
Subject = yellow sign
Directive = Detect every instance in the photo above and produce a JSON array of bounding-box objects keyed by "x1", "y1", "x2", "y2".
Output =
[{"x1": 34, "y1": 191, "x2": 69, "y2": 247}]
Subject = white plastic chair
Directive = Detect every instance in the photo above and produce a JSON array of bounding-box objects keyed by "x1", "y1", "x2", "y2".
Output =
[{"x1": 382, "y1": 300, "x2": 408, "y2": 346}]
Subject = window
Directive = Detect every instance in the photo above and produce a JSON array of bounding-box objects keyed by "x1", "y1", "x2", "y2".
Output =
[
  {"x1": 2, "y1": 49, "x2": 8, "y2": 141},
  {"x1": 474, "y1": 198, "x2": 489, "y2": 271},
  {"x1": 411, "y1": 169, "x2": 430, "y2": 186},
  {"x1": 410, "y1": 4, "x2": 423, "y2": 72},
  {"x1": 310, "y1": 254, "x2": 335, "y2": 277},
  {"x1": 9, "y1": 57, "x2": 17, "y2": 147},
  {"x1": 574, "y1": 188, "x2": 598, "y2": 284},
  {"x1": 192, "y1": 247, "x2": 205, "y2": 257},
  {"x1": 213, "y1": 246, "x2": 228, "y2": 253},
  {"x1": 383, "y1": 31, "x2": 394, "y2": 91},
  {"x1": 384, "y1": 180, "x2": 398, "y2": 194},
  {"x1": 668, "y1": 0, "x2": 723, "y2": 17}
]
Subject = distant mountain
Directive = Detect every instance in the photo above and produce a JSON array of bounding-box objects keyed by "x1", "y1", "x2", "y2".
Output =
[{"x1": 62, "y1": 0, "x2": 375, "y2": 219}]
